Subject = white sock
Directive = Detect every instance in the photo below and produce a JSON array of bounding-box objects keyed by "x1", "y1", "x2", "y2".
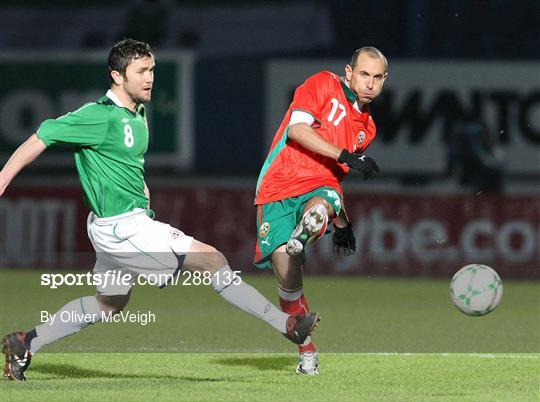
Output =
[
  {"x1": 30, "y1": 296, "x2": 102, "y2": 353},
  {"x1": 278, "y1": 285, "x2": 304, "y2": 301},
  {"x1": 212, "y1": 266, "x2": 289, "y2": 334}
]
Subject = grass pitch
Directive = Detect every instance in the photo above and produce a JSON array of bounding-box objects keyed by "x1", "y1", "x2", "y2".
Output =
[
  {"x1": 1, "y1": 270, "x2": 538, "y2": 401},
  {"x1": 1, "y1": 353, "x2": 538, "y2": 402}
]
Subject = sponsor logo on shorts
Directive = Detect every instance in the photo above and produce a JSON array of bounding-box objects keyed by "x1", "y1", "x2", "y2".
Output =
[
  {"x1": 259, "y1": 222, "x2": 270, "y2": 238},
  {"x1": 170, "y1": 228, "x2": 183, "y2": 239}
]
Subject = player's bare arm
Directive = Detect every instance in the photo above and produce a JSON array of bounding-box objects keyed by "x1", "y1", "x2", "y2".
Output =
[
  {"x1": 287, "y1": 122, "x2": 342, "y2": 160},
  {"x1": 0, "y1": 133, "x2": 46, "y2": 196}
]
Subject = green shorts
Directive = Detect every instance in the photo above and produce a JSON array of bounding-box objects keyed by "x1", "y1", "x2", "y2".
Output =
[{"x1": 254, "y1": 187, "x2": 342, "y2": 269}]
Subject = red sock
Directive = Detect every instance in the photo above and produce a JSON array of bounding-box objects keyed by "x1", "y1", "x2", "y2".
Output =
[{"x1": 279, "y1": 292, "x2": 316, "y2": 353}]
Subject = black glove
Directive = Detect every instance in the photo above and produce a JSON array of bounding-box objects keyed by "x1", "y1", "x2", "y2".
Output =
[
  {"x1": 333, "y1": 222, "x2": 356, "y2": 256},
  {"x1": 338, "y1": 149, "x2": 379, "y2": 180}
]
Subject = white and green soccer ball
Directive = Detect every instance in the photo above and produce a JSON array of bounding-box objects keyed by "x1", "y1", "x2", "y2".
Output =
[{"x1": 450, "y1": 264, "x2": 503, "y2": 316}]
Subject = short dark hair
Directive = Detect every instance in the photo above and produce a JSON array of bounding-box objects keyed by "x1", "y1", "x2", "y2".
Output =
[
  {"x1": 350, "y1": 46, "x2": 388, "y2": 72},
  {"x1": 107, "y1": 39, "x2": 153, "y2": 84}
]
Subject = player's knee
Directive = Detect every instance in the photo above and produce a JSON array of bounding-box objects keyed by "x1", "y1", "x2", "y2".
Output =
[
  {"x1": 203, "y1": 246, "x2": 228, "y2": 273},
  {"x1": 185, "y1": 240, "x2": 229, "y2": 273}
]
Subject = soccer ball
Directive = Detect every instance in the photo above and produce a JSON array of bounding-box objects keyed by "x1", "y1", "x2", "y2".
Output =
[{"x1": 450, "y1": 264, "x2": 503, "y2": 316}]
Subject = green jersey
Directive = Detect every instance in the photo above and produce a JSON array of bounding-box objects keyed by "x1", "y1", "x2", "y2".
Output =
[{"x1": 37, "y1": 91, "x2": 149, "y2": 217}]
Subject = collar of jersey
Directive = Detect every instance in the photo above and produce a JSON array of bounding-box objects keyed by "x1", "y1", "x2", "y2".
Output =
[
  {"x1": 105, "y1": 89, "x2": 125, "y2": 107},
  {"x1": 99, "y1": 90, "x2": 145, "y2": 116},
  {"x1": 340, "y1": 77, "x2": 358, "y2": 104}
]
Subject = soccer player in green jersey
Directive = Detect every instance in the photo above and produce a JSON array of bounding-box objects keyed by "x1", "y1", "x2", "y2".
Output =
[{"x1": 0, "y1": 39, "x2": 319, "y2": 381}]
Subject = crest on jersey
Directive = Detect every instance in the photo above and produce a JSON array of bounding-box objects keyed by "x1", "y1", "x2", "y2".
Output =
[
  {"x1": 357, "y1": 130, "x2": 366, "y2": 144},
  {"x1": 122, "y1": 118, "x2": 130, "y2": 124},
  {"x1": 259, "y1": 222, "x2": 270, "y2": 238}
]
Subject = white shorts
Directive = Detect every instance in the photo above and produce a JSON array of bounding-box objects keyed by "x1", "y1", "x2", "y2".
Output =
[{"x1": 87, "y1": 209, "x2": 194, "y2": 295}]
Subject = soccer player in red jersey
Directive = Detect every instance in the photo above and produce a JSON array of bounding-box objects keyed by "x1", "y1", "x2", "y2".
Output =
[{"x1": 254, "y1": 47, "x2": 388, "y2": 374}]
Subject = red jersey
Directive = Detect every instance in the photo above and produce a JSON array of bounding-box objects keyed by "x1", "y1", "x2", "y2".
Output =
[{"x1": 255, "y1": 71, "x2": 377, "y2": 205}]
